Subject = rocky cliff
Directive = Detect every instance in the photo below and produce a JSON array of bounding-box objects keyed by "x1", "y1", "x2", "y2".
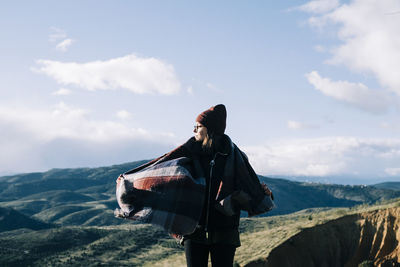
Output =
[{"x1": 246, "y1": 206, "x2": 400, "y2": 267}]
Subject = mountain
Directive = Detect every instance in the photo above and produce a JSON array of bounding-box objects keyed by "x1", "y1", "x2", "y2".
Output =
[
  {"x1": 258, "y1": 176, "x2": 400, "y2": 216},
  {"x1": 0, "y1": 160, "x2": 149, "y2": 200},
  {"x1": 0, "y1": 160, "x2": 148, "y2": 226},
  {"x1": 372, "y1": 181, "x2": 400, "y2": 190},
  {"x1": 1, "y1": 198, "x2": 399, "y2": 266},
  {"x1": 1, "y1": 160, "x2": 400, "y2": 227},
  {"x1": 0, "y1": 155, "x2": 399, "y2": 266},
  {"x1": 269, "y1": 175, "x2": 400, "y2": 186}
]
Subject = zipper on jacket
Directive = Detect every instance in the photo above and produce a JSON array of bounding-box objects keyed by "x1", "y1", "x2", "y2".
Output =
[
  {"x1": 204, "y1": 151, "x2": 227, "y2": 236},
  {"x1": 204, "y1": 157, "x2": 215, "y2": 235}
]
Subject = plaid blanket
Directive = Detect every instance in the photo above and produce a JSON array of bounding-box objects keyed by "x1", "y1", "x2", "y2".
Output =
[
  {"x1": 115, "y1": 156, "x2": 206, "y2": 235},
  {"x1": 115, "y1": 136, "x2": 274, "y2": 236}
]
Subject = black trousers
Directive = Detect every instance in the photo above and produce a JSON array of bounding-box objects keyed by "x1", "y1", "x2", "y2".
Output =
[{"x1": 184, "y1": 239, "x2": 236, "y2": 267}]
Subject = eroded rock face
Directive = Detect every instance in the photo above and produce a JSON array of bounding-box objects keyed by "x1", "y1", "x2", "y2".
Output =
[
  {"x1": 348, "y1": 208, "x2": 400, "y2": 267},
  {"x1": 247, "y1": 207, "x2": 400, "y2": 267}
]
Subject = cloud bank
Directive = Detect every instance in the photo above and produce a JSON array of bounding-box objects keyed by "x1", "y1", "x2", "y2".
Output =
[
  {"x1": 243, "y1": 137, "x2": 400, "y2": 179},
  {"x1": 306, "y1": 71, "x2": 391, "y2": 114},
  {"x1": 0, "y1": 103, "x2": 175, "y2": 173},
  {"x1": 2, "y1": 103, "x2": 399, "y2": 182},
  {"x1": 299, "y1": 0, "x2": 400, "y2": 111},
  {"x1": 33, "y1": 54, "x2": 181, "y2": 95}
]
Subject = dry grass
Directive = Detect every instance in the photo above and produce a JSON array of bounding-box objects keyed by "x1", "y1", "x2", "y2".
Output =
[
  {"x1": 148, "y1": 198, "x2": 400, "y2": 267},
  {"x1": 235, "y1": 198, "x2": 400, "y2": 266},
  {"x1": 3, "y1": 199, "x2": 399, "y2": 267}
]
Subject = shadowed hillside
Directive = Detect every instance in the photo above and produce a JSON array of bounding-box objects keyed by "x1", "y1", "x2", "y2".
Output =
[{"x1": 0, "y1": 207, "x2": 52, "y2": 232}]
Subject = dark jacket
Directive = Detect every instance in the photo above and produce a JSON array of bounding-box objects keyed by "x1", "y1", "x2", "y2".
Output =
[
  {"x1": 182, "y1": 136, "x2": 240, "y2": 232},
  {"x1": 181, "y1": 136, "x2": 242, "y2": 246},
  {"x1": 115, "y1": 134, "x2": 274, "y2": 244}
]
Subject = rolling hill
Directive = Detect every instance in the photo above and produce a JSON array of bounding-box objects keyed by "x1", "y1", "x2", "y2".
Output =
[
  {"x1": 0, "y1": 160, "x2": 399, "y2": 227},
  {"x1": 1, "y1": 160, "x2": 400, "y2": 266},
  {"x1": 0, "y1": 198, "x2": 399, "y2": 266},
  {"x1": 372, "y1": 181, "x2": 400, "y2": 190},
  {"x1": 0, "y1": 207, "x2": 52, "y2": 232}
]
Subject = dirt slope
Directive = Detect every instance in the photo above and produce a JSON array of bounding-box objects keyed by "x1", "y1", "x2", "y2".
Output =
[{"x1": 245, "y1": 207, "x2": 400, "y2": 267}]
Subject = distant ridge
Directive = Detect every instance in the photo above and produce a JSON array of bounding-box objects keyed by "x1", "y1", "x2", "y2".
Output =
[
  {"x1": 258, "y1": 176, "x2": 400, "y2": 216},
  {"x1": 372, "y1": 181, "x2": 400, "y2": 190}
]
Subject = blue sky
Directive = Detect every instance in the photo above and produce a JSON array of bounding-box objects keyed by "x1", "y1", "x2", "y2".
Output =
[{"x1": 1, "y1": 0, "x2": 400, "y2": 184}]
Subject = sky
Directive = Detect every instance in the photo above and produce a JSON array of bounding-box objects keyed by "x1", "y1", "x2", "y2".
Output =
[{"x1": 1, "y1": 0, "x2": 400, "y2": 184}]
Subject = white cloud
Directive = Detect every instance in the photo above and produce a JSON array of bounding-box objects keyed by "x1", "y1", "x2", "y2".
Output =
[
  {"x1": 49, "y1": 27, "x2": 75, "y2": 52},
  {"x1": 385, "y1": 168, "x2": 400, "y2": 176},
  {"x1": 56, "y1": 38, "x2": 75, "y2": 52},
  {"x1": 301, "y1": 0, "x2": 400, "y2": 96},
  {"x1": 287, "y1": 120, "x2": 318, "y2": 130},
  {"x1": 243, "y1": 137, "x2": 400, "y2": 178},
  {"x1": 0, "y1": 103, "x2": 175, "y2": 173},
  {"x1": 8, "y1": 102, "x2": 152, "y2": 142},
  {"x1": 116, "y1": 110, "x2": 132, "y2": 120},
  {"x1": 33, "y1": 54, "x2": 181, "y2": 95},
  {"x1": 52, "y1": 88, "x2": 72, "y2": 96},
  {"x1": 49, "y1": 27, "x2": 67, "y2": 42},
  {"x1": 2, "y1": 103, "x2": 400, "y2": 180},
  {"x1": 297, "y1": 0, "x2": 339, "y2": 14},
  {"x1": 306, "y1": 71, "x2": 392, "y2": 114}
]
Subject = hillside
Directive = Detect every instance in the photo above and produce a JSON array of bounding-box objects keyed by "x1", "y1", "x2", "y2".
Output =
[
  {"x1": 0, "y1": 160, "x2": 148, "y2": 227},
  {"x1": 1, "y1": 161, "x2": 400, "y2": 228},
  {"x1": 1, "y1": 199, "x2": 399, "y2": 266},
  {"x1": 0, "y1": 207, "x2": 52, "y2": 232},
  {"x1": 251, "y1": 202, "x2": 400, "y2": 267},
  {"x1": 0, "y1": 223, "x2": 180, "y2": 267},
  {"x1": 373, "y1": 182, "x2": 400, "y2": 191},
  {"x1": 1, "y1": 160, "x2": 400, "y2": 266},
  {"x1": 258, "y1": 176, "x2": 400, "y2": 216}
]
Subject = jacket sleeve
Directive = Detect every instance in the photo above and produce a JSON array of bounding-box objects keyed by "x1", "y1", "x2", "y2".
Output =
[
  {"x1": 238, "y1": 148, "x2": 274, "y2": 216},
  {"x1": 214, "y1": 144, "x2": 274, "y2": 217}
]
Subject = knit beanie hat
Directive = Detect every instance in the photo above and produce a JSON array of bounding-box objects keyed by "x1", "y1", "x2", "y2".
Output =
[{"x1": 196, "y1": 104, "x2": 227, "y2": 135}]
